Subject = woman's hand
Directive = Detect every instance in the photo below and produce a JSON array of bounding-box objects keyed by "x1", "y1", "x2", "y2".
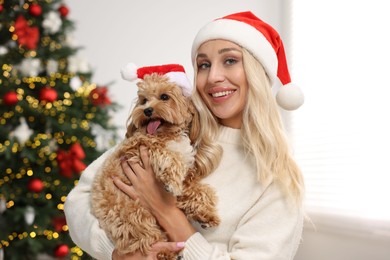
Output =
[
  {"x1": 113, "y1": 145, "x2": 197, "y2": 242},
  {"x1": 113, "y1": 145, "x2": 177, "y2": 214},
  {"x1": 111, "y1": 241, "x2": 185, "y2": 260}
]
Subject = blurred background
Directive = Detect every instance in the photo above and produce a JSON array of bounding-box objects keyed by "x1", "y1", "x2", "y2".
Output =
[{"x1": 1, "y1": 0, "x2": 389, "y2": 259}]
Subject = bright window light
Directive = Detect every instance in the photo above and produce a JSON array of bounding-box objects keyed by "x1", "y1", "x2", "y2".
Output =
[{"x1": 289, "y1": 0, "x2": 390, "y2": 225}]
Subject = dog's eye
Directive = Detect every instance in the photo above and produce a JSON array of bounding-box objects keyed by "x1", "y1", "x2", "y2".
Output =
[
  {"x1": 141, "y1": 98, "x2": 148, "y2": 104},
  {"x1": 160, "y1": 94, "x2": 169, "y2": 101}
]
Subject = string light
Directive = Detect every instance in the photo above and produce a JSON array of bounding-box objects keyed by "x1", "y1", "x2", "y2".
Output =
[{"x1": 0, "y1": 228, "x2": 70, "y2": 249}]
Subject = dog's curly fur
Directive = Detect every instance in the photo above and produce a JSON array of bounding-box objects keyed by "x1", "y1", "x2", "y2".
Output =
[{"x1": 90, "y1": 74, "x2": 220, "y2": 259}]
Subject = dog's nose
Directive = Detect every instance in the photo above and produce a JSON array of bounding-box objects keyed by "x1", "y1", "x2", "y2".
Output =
[{"x1": 144, "y1": 107, "x2": 153, "y2": 117}]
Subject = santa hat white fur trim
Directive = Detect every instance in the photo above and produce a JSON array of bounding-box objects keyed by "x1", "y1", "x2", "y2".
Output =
[{"x1": 165, "y1": 71, "x2": 192, "y2": 97}]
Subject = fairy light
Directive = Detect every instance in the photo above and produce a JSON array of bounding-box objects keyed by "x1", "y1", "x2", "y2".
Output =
[
  {"x1": 2, "y1": 64, "x2": 12, "y2": 78},
  {"x1": 71, "y1": 246, "x2": 84, "y2": 257},
  {"x1": 47, "y1": 151, "x2": 56, "y2": 161},
  {"x1": 15, "y1": 105, "x2": 23, "y2": 113},
  {"x1": 11, "y1": 34, "x2": 18, "y2": 43},
  {"x1": 28, "y1": 82, "x2": 36, "y2": 89},
  {"x1": 63, "y1": 99, "x2": 72, "y2": 106},
  {"x1": 57, "y1": 203, "x2": 64, "y2": 210},
  {"x1": 26, "y1": 169, "x2": 33, "y2": 176},
  {"x1": 86, "y1": 113, "x2": 94, "y2": 120},
  {"x1": 6, "y1": 201, "x2": 14, "y2": 209},
  {"x1": 45, "y1": 102, "x2": 53, "y2": 110},
  {"x1": 8, "y1": 24, "x2": 15, "y2": 33},
  {"x1": 0, "y1": 229, "x2": 70, "y2": 250},
  {"x1": 27, "y1": 50, "x2": 37, "y2": 57}
]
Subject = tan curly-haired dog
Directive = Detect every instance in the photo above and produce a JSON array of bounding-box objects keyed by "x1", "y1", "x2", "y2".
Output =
[{"x1": 90, "y1": 69, "x2": 220, "y2": 259}]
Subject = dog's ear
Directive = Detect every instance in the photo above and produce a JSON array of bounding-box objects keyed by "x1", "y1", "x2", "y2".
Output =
[{"x1": 188, "y1": 99, "x2": 200, "y2": 144}]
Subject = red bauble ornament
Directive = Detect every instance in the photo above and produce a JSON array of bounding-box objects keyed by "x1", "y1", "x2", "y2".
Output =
[
  {"x1": 39, "y1": 87, "x2": 58, "y2": 102},
  {"x1": 52, "y1": 216, "x2": 67, "y2": 232},
  {"x1": 27, "y1": 178, "x2": 44, "y2": 193},
  {"x1": 0, "y1": 5, "x2": 4, "y2": 13},
  {"x1": 54, "y1": 244, "x2": 69, "y2": 257},
  {"x1": 58, "y1": 5, "x2": 69, "y2": 17},
  {"x1": 3, "y1": 91, "x2": 19, "y2": 105},
  {"x1": 29, "y1": 3, "x2": 42, "y2": 16}
]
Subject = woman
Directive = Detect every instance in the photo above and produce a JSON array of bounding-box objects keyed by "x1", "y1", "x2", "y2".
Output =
[{"x1": 64, "y1": 11, "x2": 305, "y2": 260}]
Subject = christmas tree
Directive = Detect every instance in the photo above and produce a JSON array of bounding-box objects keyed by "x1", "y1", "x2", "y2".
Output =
[{"x1": 0, "y1": 0, "x2": 119, "y2": 259}]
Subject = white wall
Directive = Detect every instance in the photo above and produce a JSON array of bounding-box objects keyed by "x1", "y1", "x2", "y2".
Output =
[{"x1": 65, "y1": 0, "x2": 283, "y2": 138}]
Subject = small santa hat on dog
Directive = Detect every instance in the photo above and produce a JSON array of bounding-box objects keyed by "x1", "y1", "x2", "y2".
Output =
[
  {"x1": 191, "y1": 11, "x2": 304, "y2": 110},
  {"x1": 121, "y1": 63, "x2": 192, "y2": 97}
]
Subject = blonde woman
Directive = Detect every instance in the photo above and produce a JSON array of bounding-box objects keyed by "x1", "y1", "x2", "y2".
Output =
[{"x1": 65, "y1": 11, "x2": 305, "y2": 260}]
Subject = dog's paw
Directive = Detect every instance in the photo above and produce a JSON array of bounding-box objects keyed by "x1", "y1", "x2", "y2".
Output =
[
  {"x1": 200, "y1": 222, "x2": 211, "y2": 229},
  {"x1": 199, "y1": 217, "x2": 220, "y2": 229},
  {"x1": 200, "y1": 221, "x2": 215, "y2": 229}
]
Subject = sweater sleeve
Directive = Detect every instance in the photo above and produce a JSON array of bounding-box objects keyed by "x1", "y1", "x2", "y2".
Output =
[
  {"x1": 183, "y1": 182, "x2": 304, "y2": 260},
  {"x1": 64, "y1": 147, "x2": 116, "y2": 260}
]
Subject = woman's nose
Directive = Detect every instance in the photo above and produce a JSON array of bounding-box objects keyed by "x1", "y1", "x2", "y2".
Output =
[{"x1": 207, "y1": 64, "x2": 225, "y2": 83}]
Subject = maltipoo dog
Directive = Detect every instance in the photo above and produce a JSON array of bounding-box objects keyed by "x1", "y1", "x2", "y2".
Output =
[{"x1": 90, "y1": 64, "x2": 220, "y2": 259}]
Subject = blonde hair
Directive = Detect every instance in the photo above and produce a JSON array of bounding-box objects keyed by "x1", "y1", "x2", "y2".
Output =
[
  {"x1": 190, "y1": 84, "x2": 223, "y2": 179},
  {"x1": 192, "y1": 48, "x2": 304, "y2": 206}
]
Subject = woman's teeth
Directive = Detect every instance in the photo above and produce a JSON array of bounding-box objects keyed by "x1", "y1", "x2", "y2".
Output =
[{"x1": 211, "y1": 90, "x2": 234, "y2": 98}]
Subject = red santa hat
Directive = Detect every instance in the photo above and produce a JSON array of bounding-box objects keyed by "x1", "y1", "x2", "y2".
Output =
[
  {"x1": 121, "y1": 63, "x2": 192, "y2": 97},
  {"x1": 191, "y1": 11, "x2": 304, "y2": 110}
]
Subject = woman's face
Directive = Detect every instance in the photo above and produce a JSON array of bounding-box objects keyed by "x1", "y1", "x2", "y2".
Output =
[{"x1": 196, "y1": 40, "x2": 248, "y2": 129}]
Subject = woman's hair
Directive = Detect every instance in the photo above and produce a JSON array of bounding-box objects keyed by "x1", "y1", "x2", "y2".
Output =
[
  {"x1": 190, "y1": 68, "x2": 223, "y2": 180},
  {"x1": 192, "y1": 48, "x2": 304, "y2": 206}
]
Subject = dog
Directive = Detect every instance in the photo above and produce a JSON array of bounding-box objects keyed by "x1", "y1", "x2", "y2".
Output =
[{"x1": 90, "y1": 64, "x2": 220, "y2": 259}]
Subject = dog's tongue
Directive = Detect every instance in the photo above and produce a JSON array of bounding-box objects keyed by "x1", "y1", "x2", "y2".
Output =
[{"x1": 147, "y1": 120, "x2": 161, "y2": 135}]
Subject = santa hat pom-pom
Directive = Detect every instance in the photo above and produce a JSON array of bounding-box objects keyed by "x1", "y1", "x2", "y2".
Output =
[
  {"x1": 276, "y1": 83, "x2": 304, "y2": 111},
  {"x1": 120, "y1": 63, "x2": 138, "y2": 81}
]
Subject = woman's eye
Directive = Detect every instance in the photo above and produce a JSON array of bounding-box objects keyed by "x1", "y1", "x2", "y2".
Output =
[
  {"x1": 225, "y1": 58, "x2": 237, "y2": 65},
  {"x1": 160, "y1": 94, "x2": 169, "y2": 101},
  {"x1": 197, "y1": 62, "x2": 210, "y2": 70}
]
